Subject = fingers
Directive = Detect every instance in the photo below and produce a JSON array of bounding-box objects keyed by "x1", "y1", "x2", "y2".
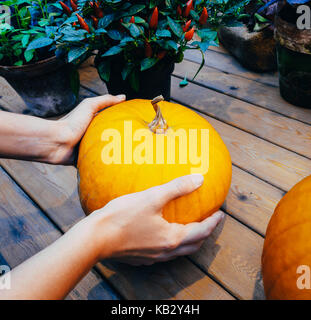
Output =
[
  {"x1": 180, "y1": 211, "x2": 225, "y2": 246},
  {"x1": 147, "y1": 174, "x2": 204, "y2": 208},
  {"x1": 83, "y1": 94, "x2": 126, "y2": 114},
  {"x1": 67, "y1": 94, "x2": 126, "y2": 124}
]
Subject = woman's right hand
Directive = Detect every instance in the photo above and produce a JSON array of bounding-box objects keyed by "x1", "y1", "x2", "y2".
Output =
[{"x1": 84, "y1": 174, "x2": 224, "y2": 266}]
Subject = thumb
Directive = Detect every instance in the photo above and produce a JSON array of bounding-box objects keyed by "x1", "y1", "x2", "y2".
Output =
[{"x1": 148, "y1": 174, "x2": 204, "y2": 207}]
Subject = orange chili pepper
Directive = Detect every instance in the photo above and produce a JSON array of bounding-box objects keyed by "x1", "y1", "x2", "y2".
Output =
[
  {"x1": 177, "y1": 5, "x2": 182, "y2": 16},
  {"x1": 183, "y1": 0, "x2": 193, "y2": 18},
  {"x1": 59, "y1": 1, "x2": 72, "y2": 16},
  {"x1": 183, "y1": 20, "x2": 192, "y2": 32},
  {"x1": 91, "y1": 15, "x2": 98, "y2": 28},
  {"x1": 185, "y1": 26, "x2": 195, "y2": 41},
  {"x1": 157, "y1": 50, "x2": 167, "y2": 60},
  {"x1": 76, "y1": 13, "x2": 90, "y2": 33},
  {"x1": 91, "y1": 1, "x2": 104, "y2": 18},
  {"x1": 199, "y1": 7, "x2": 208, "y2": 25},
  {"x1": 149, "y1": 6, "x2": 158, "y2": 30},
  {"x1": 145, "y1": 41, "x2": 153, "y2": 58},
  {"x1": 70, "y1": 0, "x2": 78, "y2": 11}
]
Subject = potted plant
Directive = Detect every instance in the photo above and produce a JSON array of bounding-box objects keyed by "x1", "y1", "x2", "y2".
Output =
[
  {"x1": 51, "y1": 0, "x2": 246, "y2": 100},
  {"x1": 274, "y1": 0, "x2": 311, "y2": 108},
  {"x1": 0, "y1": 0, "x2": 80, "y2": 117},
  {"x1": 218, "y1": 0, "x2": 278, "y2": 72}
]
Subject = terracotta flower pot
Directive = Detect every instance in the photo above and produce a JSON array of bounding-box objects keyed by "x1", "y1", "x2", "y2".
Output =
[
  {"x1": 0, "y1": 56, "x2": 80, "y2": 118},
  {"x1": 218, "y1": 24, "x2": 277, "y2": 72}
]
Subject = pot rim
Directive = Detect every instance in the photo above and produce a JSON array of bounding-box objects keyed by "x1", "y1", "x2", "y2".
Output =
[{"x1": 0, "y1": 55, "x2": 66, "y2": 79}]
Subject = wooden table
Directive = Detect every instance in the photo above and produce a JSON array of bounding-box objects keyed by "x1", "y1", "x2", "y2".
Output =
[{"x1": 1, "y1": 46, "x2": 311, "y2": 300}]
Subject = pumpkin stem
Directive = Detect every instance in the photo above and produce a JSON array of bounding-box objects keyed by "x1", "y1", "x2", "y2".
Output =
[{"x1": 149, "y1": 95, "x2": 168, "y2": 134}]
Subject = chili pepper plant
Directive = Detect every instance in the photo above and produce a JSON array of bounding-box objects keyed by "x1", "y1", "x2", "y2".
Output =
[
  {"x1": 0, "y1": 0, "x2": 69, "y2": 66},
  {"x1": 30, "y1": 0, "x2": 247, "y2": 96}
]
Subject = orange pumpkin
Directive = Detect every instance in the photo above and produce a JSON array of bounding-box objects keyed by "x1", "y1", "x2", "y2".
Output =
[
  {"x1": 262, "y1": 175, "x2": 311, "y2": 299},
  {"x1": 77, "y1": 97, "x2": 232, "y2": 224}
]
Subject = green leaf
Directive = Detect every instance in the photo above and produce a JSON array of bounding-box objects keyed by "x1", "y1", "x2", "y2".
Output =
[
  {"x1": 129, "y1": 24, "x2": 141, "y2": 38},
  {"x1": 167, "y1": 17, "x2": 183, "y2": 37},
  {"x1": 179, "y1": 75, "x2": 189, "y2": 87},
  {"x1": 156, "y1": 29, "x2": 171, "y2": 38},
  {"x1": 24, "y1": 50, "x2": 34, "y2": 62},
  {"x1": 129, "y1": 69, "x2": 139, "y2": 92},
  {"x1": 68, "y1": 46, "x2": 89, "y2": 63},
  {"x1": 141, "y1": 58, "x2": 157, "y2": 71},
  {"x1": 26, "y1": 37, "x2": 53, "y2": 51},
  {"x1": 121, "y1": 63, "x2": 134, "y2": 80},
  {"x1": 102, "y1": 45, "x2": 123, "y2": 57},
  {"x1": 97, "y1": 59, "x2": 111, "y2": 82}
]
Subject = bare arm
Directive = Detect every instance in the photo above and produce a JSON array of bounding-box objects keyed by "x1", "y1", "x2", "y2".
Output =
[
  {"x1": 0, "y1": 94, "x2": 126, "y2": 165},
  {"x1": 0, "y1": 175, "x2": 224, "y2": 300}
]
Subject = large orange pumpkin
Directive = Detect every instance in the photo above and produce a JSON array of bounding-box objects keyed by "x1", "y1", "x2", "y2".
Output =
[
  {"x1": 262, "y1": 175, "x2": 311, "y2": 299},
  {"x1": 77, "y1": 97, "x2": 232, "y2": 224}
]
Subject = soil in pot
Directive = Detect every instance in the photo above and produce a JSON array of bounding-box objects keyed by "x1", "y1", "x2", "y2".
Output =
[
  {"x1": 96, "y1": 56, "x2": 175, "y2": 101},
  {"x1": 275, "y1": 2, "x2": 311, "y2": 108},
  {"x1": 0, "y1": 57, "x2": 80, "y2": 118}
]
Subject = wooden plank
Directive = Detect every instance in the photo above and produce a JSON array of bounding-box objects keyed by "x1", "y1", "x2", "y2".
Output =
[
  {"x1": 0, "y1": 160, "x2": 234, "y2": 300},
  {"x1": 190, "y1": 214, "x2": 265, "y2": 300},
  {"x1": 173, "y1": 59, "x2": 311, "y2": 125},
  {"x1": 0, "y1": 166, "x2": 119, "y2": 300},
  {"x1": 79, "y1": 67, "x2": 311, "y2": 192},
  {"x1": 0, "y1": 159, "x2": 264, "y2": 299},
  {"x1": 184, "y1": 49, "x2": 279, "y2": 87},
  {"x1": 170, "y1": 76, "x2": 311, "y2": 158}
]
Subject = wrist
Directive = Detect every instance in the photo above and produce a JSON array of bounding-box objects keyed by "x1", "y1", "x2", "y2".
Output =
[
  {"x1": 82, "y1": 210, "x2": 120, "y2": 261},
  {"x1": 45, "y1": 120, "x2": 74, "y2": 165}
]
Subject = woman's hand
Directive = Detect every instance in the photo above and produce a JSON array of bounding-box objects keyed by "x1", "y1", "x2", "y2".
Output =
[
  {"x1": 85, "y1": 174, "x2": 224, "y2": 266},
  {"x1": 0, "y1": 94, "x2": 125, "y2": 165},
  {"x1": 53, "y1": 94, "x2": 126, "y2": 165},
  {"x1": 0, "y1": 174, "x2": 223, "y2": 299}
]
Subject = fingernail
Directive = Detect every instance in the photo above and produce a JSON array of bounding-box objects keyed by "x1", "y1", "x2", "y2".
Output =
[
  {"x1": 215, "y1": 212, "x2": 225, "y2": 220},
  {"x1": 116, "y1": 94, "x2": 126, "y2": 100},
  {"x1": 190, "y1": 174, "x2": 204, "y2": 188}
]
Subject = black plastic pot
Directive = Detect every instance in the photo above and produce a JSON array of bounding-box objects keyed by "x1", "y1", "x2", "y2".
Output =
[
  {"x1": 98, "y1": 57, "x2": 175, "y2": 101},
  {"x1": 275, "y1": 4, "x2": 311, "y2": 108},
  {"x1": 0, "y1": 56, "x2": 80, "y2": 117}
]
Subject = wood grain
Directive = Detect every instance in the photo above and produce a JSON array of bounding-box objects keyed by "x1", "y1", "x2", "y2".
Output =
[
  {"x1": 0, "y1": 160, "x2": 234, "y2": 300},
  {"x1": 79, "y1": 67, "x2": 311, "y2": 192},
  {"x1": 184, "y1": 49, "x2": 279, "y2": 87},
  {"x1": 0, "y1": 166, "x2": 119, "y2": 300},
  {"x1": 174, "y1": 59, "x2": 311, "y2": 125}
]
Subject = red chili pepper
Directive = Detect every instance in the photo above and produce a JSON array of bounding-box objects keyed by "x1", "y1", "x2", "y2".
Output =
[
  {"x1": 91, "y1": 15, "x2": 98, "y2": 28},
  {"x1": 130, "y1": 16, "x2": 135, "y2": 23},
  {"x1": 183, "y1": 20, "x2": 192, "y2": 32},
  {"x1": 59, "y1": 1, "x2": 72, "y2": 16},
  {"x1": 157, "y1": 50, "x2": 167, "y2": 60},
  {"x1": 145, "y1": 41, "x2": 152, "y2": 58},
  {"x1": 73, "y1": 21, "x2": 77, "y2": 27},
  {"x1": 185, "y1": 26, "x2": 195, "y2": 41},
  {"x1": 70, "y1": 0, "x2": 78, "y2": 11},
  {"x1": 149, "y1": 6, "x2": 158, "y2": 30},
  {"x1": 91, "y1": 1, "x2": 104, "y2": 18},
  {"x1": 183, "y1": 0, "x2": 193, "y2": 18},
  {"x1": 177, "y1": 5, "x2": 182, "y2": 17},
  {"x1": 76, "y1": 13, "x2": 90, "y2": 33},
  {"x1": 199, "y1": 7, "x2": 208, "y2": 25}
]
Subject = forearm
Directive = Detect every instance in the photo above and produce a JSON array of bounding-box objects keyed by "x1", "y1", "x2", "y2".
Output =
[
  {"x1": 0, "y1": 217, "x2": 101, "y2": 300},
  {"x1": 0, "y1": 111, "x2": 64, "y2": 163}
]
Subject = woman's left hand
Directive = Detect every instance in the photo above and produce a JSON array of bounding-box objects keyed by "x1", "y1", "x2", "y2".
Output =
[{"x1": 53, "y1": 94, "x2": 126, "y2": 165}]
